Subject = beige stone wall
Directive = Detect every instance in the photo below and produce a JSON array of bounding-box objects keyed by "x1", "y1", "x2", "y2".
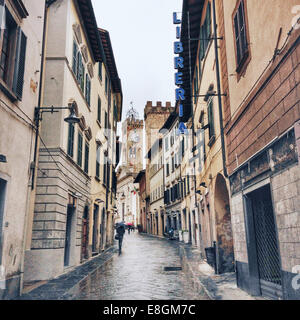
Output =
[
  {"x1": 0, "y1": 0, "x2": 45, "y2": 296},
  {"x1": 223, "y1": 0, "x2": 299, "y2": 118},
  {"x1": 271, "y1": 164, "x2": 300, "y2": 273},
  {"x1": 230, "y1": 193, "x2": 248, "y2": 263}
]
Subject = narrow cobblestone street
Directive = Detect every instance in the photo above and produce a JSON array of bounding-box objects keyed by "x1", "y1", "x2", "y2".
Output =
[{"x1": 64, "y1": 233, "x2": 209, "y2": 300}]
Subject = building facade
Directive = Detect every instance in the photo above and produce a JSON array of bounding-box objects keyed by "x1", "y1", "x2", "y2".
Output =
[
  {"x1": 23, "y1": 0, "x2": 122, "y2": 283},
  {"x1": 0, "y1": 0, "x2": 45, "y2": 299},
  {"x1": 147, "y1": 139, "x2": 164, "y2": 237},
  {"x1": 222, "y1": 0, "x2": 300, "y2": 299}
]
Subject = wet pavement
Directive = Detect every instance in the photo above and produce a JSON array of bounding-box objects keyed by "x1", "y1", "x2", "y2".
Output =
[
  {"x1": 21, "y1": 233, "x2": 209, "y2": 300},
  {"x1": 65, "y1": 233, "x2": 208, "y2": 300}
]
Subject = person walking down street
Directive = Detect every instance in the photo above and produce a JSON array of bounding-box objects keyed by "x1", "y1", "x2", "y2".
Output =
[{"x1": 115, "y1": 222, "x2": 126, "y2": 255}]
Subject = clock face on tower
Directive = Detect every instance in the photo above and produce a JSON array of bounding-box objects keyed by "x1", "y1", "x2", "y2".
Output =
[{"x1": 129, "y1": 131, "x2": 140, "y2": 143}]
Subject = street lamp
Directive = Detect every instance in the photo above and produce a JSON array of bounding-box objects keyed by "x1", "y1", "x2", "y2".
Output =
[
  {"x1": 34, "y1": 102, "x2": 81, "y2": 124},
  {"x1": 31, "y1": 102, "x2": 81, "y2": 190}
]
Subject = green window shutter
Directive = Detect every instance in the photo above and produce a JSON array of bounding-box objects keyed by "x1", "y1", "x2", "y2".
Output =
[
  {"x1": 96, "y1": 145, "x2": 100, "y2": 178},
  {"x1": 98, "y1": 97, "x2": 101, "y2": 122},
  {"x1": 200, "y1": 27, "x2": 205, "y2": 60},
  {"x1": 98, "y1": 62, "x2": 102, "y2": 80},
  {"x1": 72, "y1": 41, "x2": 78, "y2": 74},
  {"x1": 207, "y1": 2, "x2": 211, "y2": 38},
  {"x1": 80, "y1": 62, "x2": 84, "y2": 92},
  {"x1": 13, "y1": 27, "x2": 27, "y2": 100},
  {"x1": 208, "y1": 99, "x2": 215, "y2": 138},
  {"x1": 85, "y1": 74, "x2": 90, "y2": 105},
  {"x1": 84, "y1": 142, "x2": 89, "y2": 174},
  {"x1": 67, "y1": 123, "x2": 74, "y2": 157},
  {"x1": 77, "y1": 132, "x2": 83, "y2": 167}
]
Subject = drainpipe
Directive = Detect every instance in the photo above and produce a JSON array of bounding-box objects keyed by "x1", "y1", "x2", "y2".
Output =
[
  {"x1": 212, "y1": 0, "x2": 227, "y2": 275},
  {"x1": 187, "y1": 11, "x2": 204, "y2": 256},
  {"x1": 31, "y1": 0, "x2": 57, "y2": 190},
  {"x1": 212, "y1": 0, "x2": 228, "y2": 179}
]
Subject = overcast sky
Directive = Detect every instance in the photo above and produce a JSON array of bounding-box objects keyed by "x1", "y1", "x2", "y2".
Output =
[{"x1": 92, "y1": 0, "x2": 182, "y2": 121}]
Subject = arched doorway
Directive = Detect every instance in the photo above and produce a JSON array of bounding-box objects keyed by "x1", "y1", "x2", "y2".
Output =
[{"x1": 214, "y1": 174, "x2": 234, "y2": 273}]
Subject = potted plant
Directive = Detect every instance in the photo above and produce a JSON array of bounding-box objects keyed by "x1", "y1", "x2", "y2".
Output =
[{"x1": 182, "y1": 230, "x2": 189, "y2": 243}]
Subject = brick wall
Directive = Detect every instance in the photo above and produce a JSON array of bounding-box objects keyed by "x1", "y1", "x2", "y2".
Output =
[{"x1": 226, "y1": 33, "x2": 300, "y2": 175}]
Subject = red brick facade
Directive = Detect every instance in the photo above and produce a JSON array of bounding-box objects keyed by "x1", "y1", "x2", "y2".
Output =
[{"x1": 225, "y1": 31, "x2": 300, "y2": 176}]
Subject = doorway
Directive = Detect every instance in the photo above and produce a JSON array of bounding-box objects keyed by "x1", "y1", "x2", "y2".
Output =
[
  {"x1": 161, "y1": 212, "x2": 164, "y2": 236},
  {"x1": 92, "y1": 205, "x2": 99, "y2": 254},
  {"x1": 81, "y1": 206, "x2": 89, "y2": 261},
  {"x1": 246, "y1": 184, "x2": 282, "y2": 299},
  {"x1": 214, "y1": 174, "x2": 234, "y2": 273},
  {"x1": 100, "y1": 207, "x2": 106, "y2": 250},
  {"x1": 64, "y1": 204, "x2": 75, "y2": 267},
  {"x1": 188, "y1": 211, "x2": 192, "y2": 243}
]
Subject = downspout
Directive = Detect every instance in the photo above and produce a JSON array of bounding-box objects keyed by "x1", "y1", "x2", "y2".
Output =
[
  {"x1": 212, "y1": 0, "x2": 228, "y2": 178},
  {"x1": 212, "y1": 0, "x2": 227, "y2": 275},
  {"x1": 31, "y1": 0, "x2": 57, "y2": 190},
  {"x1": 187, "y1": 11, "x2": 204, "y2": 256}
]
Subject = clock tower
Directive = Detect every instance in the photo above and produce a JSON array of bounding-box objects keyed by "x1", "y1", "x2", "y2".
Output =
[{"x1": 121, "y1": 103, "x2": 144, "y2": 174}]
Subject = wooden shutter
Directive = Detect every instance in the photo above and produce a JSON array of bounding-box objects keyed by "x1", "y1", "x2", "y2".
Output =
[
  {"x1": 77, "y1": 132, "x2": 83, "y2": 167},
  {"x1": 85, "y1": 74, "x2": 90, "y2": 105},
  {"x1": 13, "y1": 28, "x2": 27, "y2": 100},
  {"x1": 84, "y1": 142, "x2": 89, "y2": 174},
  {"x1": 234, "y1": 0, "x2": 248, "y2": 67},
  {"x1": 72, "y1": 41, "x2": 78, "y2": 74},
  {"x1": 67, "y1": 123, "x2": 74, "y2": 157},
  {"x1": 98, "y1": 97, "x2": 101, "y2": 122},
  {"x1": 208, "y1": 98, "x2": 215, "y2": 138}
]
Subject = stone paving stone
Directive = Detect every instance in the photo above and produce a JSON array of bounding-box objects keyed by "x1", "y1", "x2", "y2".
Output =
[{"x1": 20, "y1": 233, "x2": 209, "y2": 300}]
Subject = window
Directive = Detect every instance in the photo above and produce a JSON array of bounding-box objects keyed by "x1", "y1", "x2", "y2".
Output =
[
  {"x1": 77, "y1": 132, "x2": 83, "y2": 167},
  {"x1": 199, "y1": 2, "x2": 211, "y2": 61},
  {"x1": 67, "y1": 123, "x2": 75, "y2": 157},
  {"x1": 105, "y1": 111, "x2": 108, "y2": 128},
  {"x1": 85, "y1": 74, "x2": 91, "y2": 106},
  {"x1": 72, "y1": 40, "x2": 85, "y2": 93},
  {"x1": 72, "y1": 41, "x2": 78, "y2": 75},
  {"x1": 103, "y1": 162, "x2": 107, "y2": 185},
  {"x1": 233, "y1": 0, "x2": 249, "y2": 72},
  {"x1": 207, "y1": 97, "x2": 215, "y2": 141},
  {"x1": 97, "y1": 97, "x2": 101, "y2": 123},
  {"x1": 84, "y1": 142, "x2": 89, "y2": 174},
  {"x1": 165, "y1": 137, "x2": 169, "y2": 152},
  {"x1": 105, "y1": 75, "x2": 108, "y2": 95},
  {"x1": 96, "y1": 144, "x2": 101, "y2": 179},
  {"x1": 0, "y1": 8, "x2": 27, "y2": 100},
  {"x1": 171, "y1": 156, "x2": 175, "y2": 172},
  {"x1": 166, "y1": 159, "x2": 170, "y2": 176},
  {"x1": 170, "y1": 132, "x2": 174, "y2": 146},
  {"x1": 98, "y1": 62, "x2": 102, "y2": 81}
]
